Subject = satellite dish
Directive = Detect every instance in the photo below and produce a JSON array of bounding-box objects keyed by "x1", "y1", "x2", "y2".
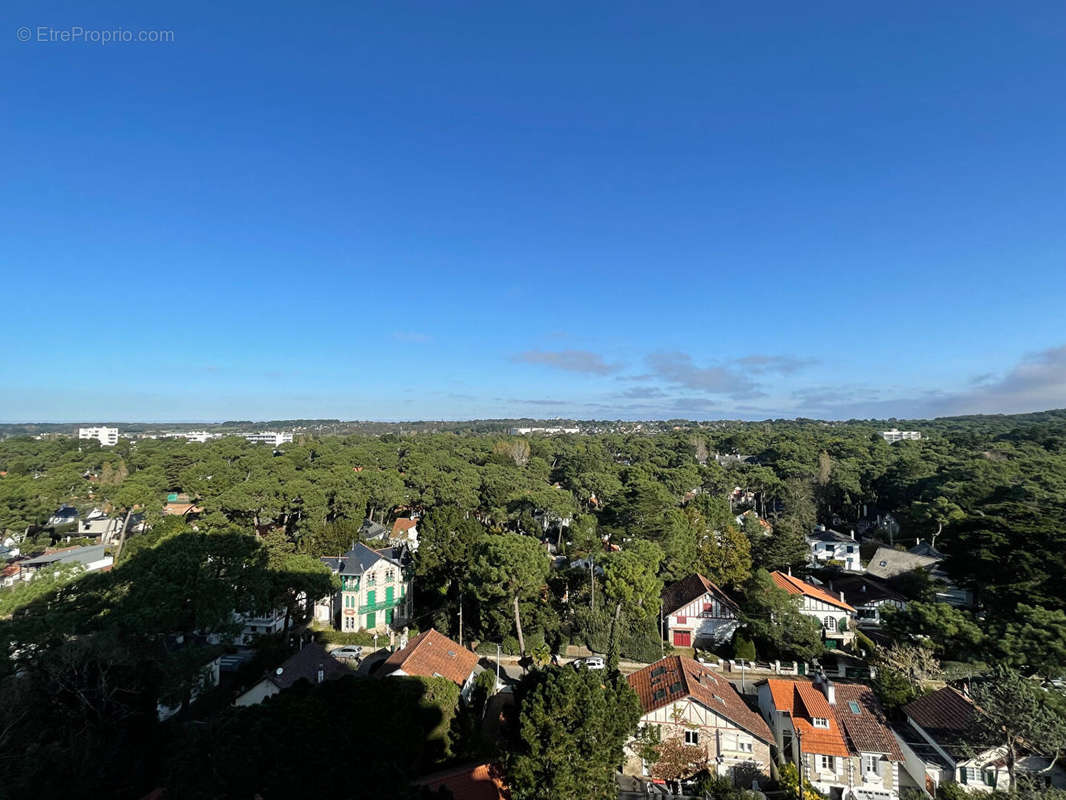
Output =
[{"x1": 275, "y1": 667, "x2": 284, "y2": 675}]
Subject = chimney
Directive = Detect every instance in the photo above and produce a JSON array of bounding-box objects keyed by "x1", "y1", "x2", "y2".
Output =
[
  {"x1": 787, "y1": 566, "x2": 793, "y2": 577},
  {"x1": 317, "y1": 666, "x2": 325, "y2": 684},
  {"x1": 816, "y1": 671, "x2": 836, "y2": 704},
  {"x1": 839, "y1": 591, "x2": 846, "y2": 603},
  {"x1": 850, "y1": 530, "x2": 855, "y2": 541}
]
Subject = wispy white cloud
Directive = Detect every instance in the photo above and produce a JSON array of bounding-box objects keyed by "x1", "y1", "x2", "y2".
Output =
[{"x1": 512, "y1": 349, "x2": 622, "y2": 375}]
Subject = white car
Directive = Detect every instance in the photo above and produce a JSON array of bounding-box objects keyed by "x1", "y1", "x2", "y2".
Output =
[
  {"x1": 575, "y1": 656, "x2": 606, "y2": 670},
  {"x1": 331, "y1": 645, "x2": 363, "y2": 661}
]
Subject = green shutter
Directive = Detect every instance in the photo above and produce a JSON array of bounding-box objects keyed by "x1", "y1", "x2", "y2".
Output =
[
  {"x1": 367, "y1": 589, "x2": 376, "y2": 606},
  {"x1": 386, "y1": 586, "x2": 394, "y2": 603},
  {"x1": 386, "y1": 608, "x2": 394, "y2": 624},
  {"x1": 366, "y1": 612, "x2": 376, "y2": 629}
]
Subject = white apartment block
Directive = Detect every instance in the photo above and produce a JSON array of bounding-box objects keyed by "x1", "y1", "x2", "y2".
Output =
[
  {"x1": 881, "y1": 428, "x2": 921, "y2": 443},
  {"x1": 79, "y1": 426, "x2": 119, "y2": 446},
  {"x1": 244, "y1": 431, "x2": 294, "y2": 446}
]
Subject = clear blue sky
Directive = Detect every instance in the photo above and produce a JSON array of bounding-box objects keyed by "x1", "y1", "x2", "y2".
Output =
[{"x1": 4, "y1": 1, "x2": 1066, "y2": 422}]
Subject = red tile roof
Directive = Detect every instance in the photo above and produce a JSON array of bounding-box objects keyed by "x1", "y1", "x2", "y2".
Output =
[
  {"x1": 662, "y1": 573, "x2": 739, "y2": 616},
  {"x1": 392, "y1": 518, "x2": 417, "y2": 534},
  {"x1": 762, "y1": 679, "x2": 850, "y2": 757},
  {"x1": 771, "y1": 571, "x2": 855, "y2": 612},
  {"x1": 382, "y1": 629, "x2": 479, "y2": 687},
  {"x1": 416, "y1": 763, "x2": 509, "y2": 800},
  {"x1": 628, "y1": 656, "x2": 772, "y2": 743}
]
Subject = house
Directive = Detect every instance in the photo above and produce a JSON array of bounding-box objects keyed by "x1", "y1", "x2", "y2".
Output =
[
  {"x1": 319, "y1": 542, "x2": 411, "y2": 632},
  {"x1": 157, "y1": 648, "x2": 222, "y2": 720},
  {"x1": 1, "y1": 563, "x2": 21, "y2": 587},
  {"x1": 758, "y1": 675, "x2": 905, "y2": 800},
  {"x1": 45, "y1": 504, "x2": 80, "y2": 528},
  {"x1": 358, "y1": 518, "x2": 390, "y2": 541},
  {"x1": 807, "y1": 526, "x2": 861, "y2": 571},
  {"x1": 390, "y1": 517, "x2": 420, "y2": 551},
  {"x1": 770, "y1": 571, "x2": 856, "y2": 647},
  {"x1": 236, "y1": 607, "x2": 288, "y2": 644},
  {"x1": 897, "y1": 686, "x2": 1066, "y2": 794},
  {"x1": 827, "y1": 574, "x2": 907, "y2": 628},
  {"x1": 866, "y1": 543, "x2": 973, "y2": 608},
  {"x1": 415, "y1": 763, "x2": 509, "y2": 800},
  {"x1": 381, "y1": 628, "x2": 481, "y2": 701},
  {"x1": 79, "y1": 509, "x2": 123, "y2": 540},
  {"x1": 736, "y1": 509, "x2": 773, "y2": 535},
  {"x1": 234, "y1": 642, "x2": 354, "y2": 706},
  {"x1": 625, "y1": 656, "x2": 773, "y2": 782},
  {"x1": 661, "y1": 573, "x2": 741, "y2": 648},
  {"x1": 881, "y1": 429, "x2": 921, "y2": 443},
  {"x1": 17, "y1": 544, "x2": 113, "y2": 581}
]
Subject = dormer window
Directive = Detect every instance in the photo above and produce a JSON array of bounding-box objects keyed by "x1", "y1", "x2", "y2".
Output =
[
  {"x1": 812, "y1": 717, "x2": 830, "y2": 729},
  {"x1": 367, "y1": 572, "x2": 376, "y2": 586}
]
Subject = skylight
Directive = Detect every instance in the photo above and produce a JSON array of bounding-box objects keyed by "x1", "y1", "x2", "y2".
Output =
[{"x1": 848, "y1": 701, "x2": 861, "y2": 714}]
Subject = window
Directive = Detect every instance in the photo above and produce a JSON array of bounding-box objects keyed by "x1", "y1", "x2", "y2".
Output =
[
  {"x1": 812, "y1": 717, "x2": 830, "y2": 729},
  {"x1": 684, "y1": 730, "x2": 699, "y2": 746},
  {"x1": 863, "y1": 755, "x2": 879, "y2": 774},
  {"x1": 367, "y1": 572, "x2": 376, "y2": 585},
  {"x1": 677, "y1": 615, "x2": 686, "y2": 624},
  {"x1": 824, "y1": 616, "x2": 836, "y2": 631},
  {"x1": 385, "y1": 568, "x2": 394, "y2": 582},
  {"x1": 983, "y1": 769, "x2": 998, "y2": 787},
  {"x1": 846, "y1": 546, "x2": 855, "y2": 553},
  {"x1": 962, "y1": 767, "x2": 980, "y2": 784},
  {"x1": 737, "y1": 738, "x2": 753, "y2": 753},
  {"x1": 819, "y1": 755, "x2": 835, "y2": 772},
  {"x1": 848, "y1": 701, "x2": 862, "y2": 714}
]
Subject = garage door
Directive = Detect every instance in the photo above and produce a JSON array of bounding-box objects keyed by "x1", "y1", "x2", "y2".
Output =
[{"x1": 673, "y1": 630, "x2": 691, "y2": 647}]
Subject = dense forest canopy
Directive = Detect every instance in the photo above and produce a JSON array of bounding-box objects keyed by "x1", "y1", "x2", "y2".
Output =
[{"x1": 2, "y1": 411, "x2": 1066, "y2": 797}]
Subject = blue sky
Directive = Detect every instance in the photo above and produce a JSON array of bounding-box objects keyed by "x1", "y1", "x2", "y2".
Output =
[{"x1": 4, "y1": 1, "x2": 1066, "y2": 422}]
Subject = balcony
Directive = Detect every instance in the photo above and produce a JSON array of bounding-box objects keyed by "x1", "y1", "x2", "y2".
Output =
[{"x1": 359, "y1": 597, "x2": 404, "y2": 614}]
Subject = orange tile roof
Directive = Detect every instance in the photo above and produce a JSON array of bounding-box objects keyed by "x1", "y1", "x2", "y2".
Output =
[
  {"x1": 416, "y1": 763, "x2": 509, "y2": 800},
  {"x1": 382, "y1": 628, "x2": 479, "y2": 687},
  {"x1": 392, "y1": 518, "x2": 417, "y2": 534},
  {"x1": 762, "y1": 679, "x2": 850, "y2": 757},
  {"x1": 628, "y1": 656, "x2": 772, "y2": 743},
  {"x1": 771, "y1": 571, "x2": 855, "y2": 612}
]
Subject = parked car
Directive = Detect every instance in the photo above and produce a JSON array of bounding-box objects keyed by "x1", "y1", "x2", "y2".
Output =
[
  {"x1": 331, "y1": 645, "x2": 363, "y2": 661},
  {"x1": 573, "y1": 655, "x2": 606, "y2": 670}
]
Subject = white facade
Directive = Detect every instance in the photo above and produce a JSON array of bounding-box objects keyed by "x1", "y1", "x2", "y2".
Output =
[
  {"x1": 237, "y1": 608, "x2": 287, "y2": 644},
  {"x1": 244, "y1": 431, "x2": 294, "y2": 446},
  {"x1": 509, "y1": 426, "x2": 579, "y2": 435},
  {"x1": 881, "y1": 429, "x2": 921, "y2": 443},
  {"x1": 665, "y1": 591, "x2": 740, "y2": 648},
  {"x1": 79, "y1": 426, "x2": 119, "y2": 446}
]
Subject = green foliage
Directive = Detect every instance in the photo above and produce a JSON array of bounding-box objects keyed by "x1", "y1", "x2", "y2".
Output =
[
  {"x1": 779, "y1": 762, "x2": 826, "y2": 800},
  {"x1": 871, "y1": 666, "x2": 921, "y2": 711},
  {"x1": 732, "y1": 634, "x2": 756, "y2": 661},
  {"x1": 740, "y1": 569, "x2": 825, "y2": 661},
  {"x1": 507, "y1": 666, "x2": 642, "y2": 800},
  {"x1": 882, "y1": 601, "x2": 985, "y2": 660}
]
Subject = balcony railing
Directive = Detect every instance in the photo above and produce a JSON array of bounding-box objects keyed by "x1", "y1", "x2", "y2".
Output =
[{"x1": 359, "y1": 597, "x2": 404, "y2": 614}]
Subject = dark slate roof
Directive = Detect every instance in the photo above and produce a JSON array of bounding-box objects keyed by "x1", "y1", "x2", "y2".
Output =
[
  {"x1": 909, "y1": 541, "x2": 945, "y2": 559},
  {"x1": 359, "y1": 519, "x2": 389, "y2": 539},
  {"x1": 834, "y1": 683, "x2": 905, "y2": 761},
  {"x1": 21, "y1": 544, "x2": 108, "y2": 568},
  {"x1": 324, "y1": 542, "x2": 401, "y2": 577},
  {"x1": 266, "y1": 642, "x2": 354, "y2": 690},
  {"x1": 808, "y1": 527, "x2": 854, "y2": 543},
  {"x1": 829, "y1": 574, "x2": 907, "y2": 607},
  {"x1": 662, "y1": 573, "x2": 739, "y2": 616},
  {"x1": 902, "y1": 686, "x2": 974, "y2": 757}
]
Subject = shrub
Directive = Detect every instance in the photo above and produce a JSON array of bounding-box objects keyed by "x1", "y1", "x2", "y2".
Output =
[
  {"x1": 733, "y1": 635, "x2": 756, "y2": 661},
  {"x1": 501, "y1": 635, "x2": 520, "y2": 655}
]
